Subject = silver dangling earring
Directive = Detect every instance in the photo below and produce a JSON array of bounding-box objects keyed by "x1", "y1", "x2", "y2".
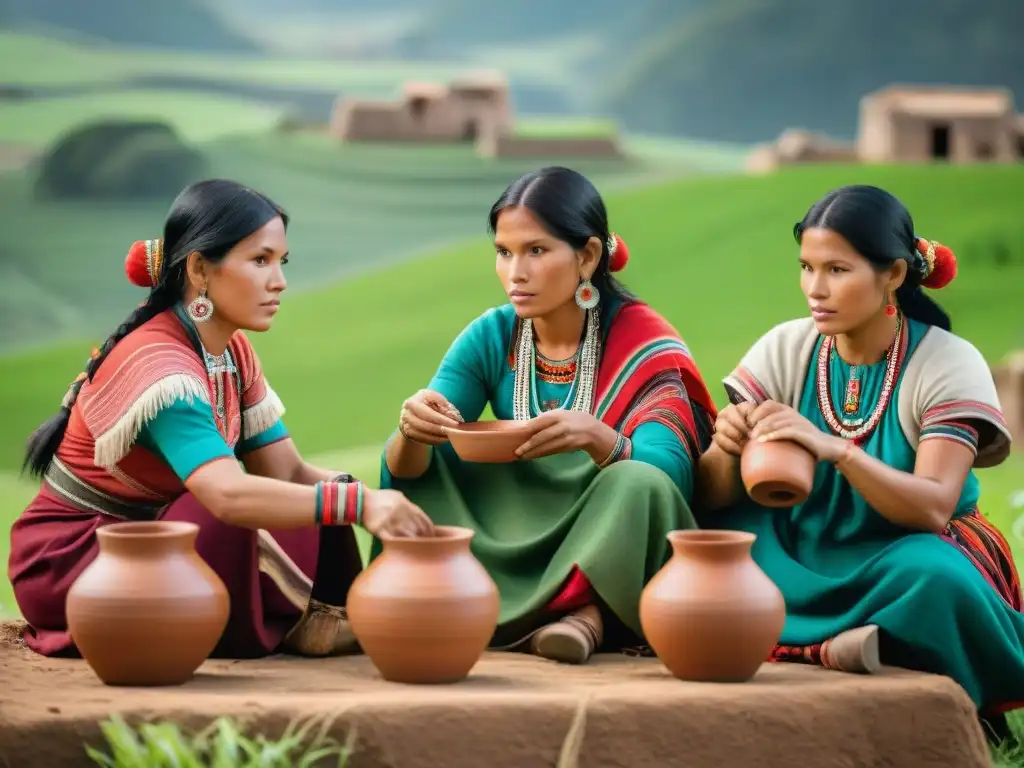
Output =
[
  {"x1": 187, "y1": 288, "x2": 214, "y2": 324},
  {"x1": 574, "y1": 278, "x2": 600, "y2": 310}
]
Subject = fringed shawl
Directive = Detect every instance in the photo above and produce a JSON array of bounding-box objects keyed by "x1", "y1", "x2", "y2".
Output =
[
  {"x1": 594, "y1": 302, "x2": 718, "y2": 462},
  {"x1": 723, "y1": 317, "x2": 1012, "y2": 468},
  {"x1": 56, "y1": 308, "x2": 285, "y2": 503}
]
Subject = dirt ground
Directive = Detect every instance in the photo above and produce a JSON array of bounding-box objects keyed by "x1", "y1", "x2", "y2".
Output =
[{"x1": 0, "y1": 620, "x2": 991, "y2": 767}]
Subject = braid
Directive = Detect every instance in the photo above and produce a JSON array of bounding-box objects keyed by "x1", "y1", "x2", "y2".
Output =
[{"x1": 21, "y1": 286, "x2": 175, "y2": 478}]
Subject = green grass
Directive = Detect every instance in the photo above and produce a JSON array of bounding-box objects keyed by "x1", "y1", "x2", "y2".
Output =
[
  {"x1": 85, "y1": 714, "x2": 354, "y2": 768},
  {"x1": 515, "y1": 117, "x2": 620, "y2": 139},
  {"x1": 0, "y1": 129, "x2": 730, "y2": 352}
]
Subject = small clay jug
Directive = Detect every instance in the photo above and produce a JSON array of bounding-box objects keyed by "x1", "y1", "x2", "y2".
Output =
[
  {"x1": 66, "y1": 521, "x2": 230, "y2": 686},
  {"x1": 740, "y1": 438, "x2": 816, "y2": 507},
  {"x1": 639, "y1": 530, "x2": 785, "y2": 683},
  {"x1": 347, "y1": 525, "x2": 500, "y2": 684}
]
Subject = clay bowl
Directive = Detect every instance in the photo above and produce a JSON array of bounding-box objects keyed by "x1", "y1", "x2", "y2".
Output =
[
  {"x1": 446, "y1": 420, "x2": 537, "y2": 463},
  {"x1": 740, "y1": 438, "x2": 817, "y2": 508}
]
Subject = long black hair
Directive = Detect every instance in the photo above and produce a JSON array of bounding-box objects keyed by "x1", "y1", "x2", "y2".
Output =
[
  {"x1": 487, "y1": 166, "x2": 635, "y2": 304},
  {"x1": 22, "y1": 179, "x2": 288, "y2": 478},
  {"x1": 793, "y1": 184, "x2": 951, "y2": 331}
]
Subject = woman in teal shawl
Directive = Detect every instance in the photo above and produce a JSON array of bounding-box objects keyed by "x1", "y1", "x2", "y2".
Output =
[
  {"x1": 697, "y1": 185, "x2": 1023, "y2": 744},
  {"x1": 379, "y1": 167, "x2": 717, "y2": 664}
]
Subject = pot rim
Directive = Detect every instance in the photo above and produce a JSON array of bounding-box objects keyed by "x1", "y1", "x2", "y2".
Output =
[
  {"x1": 377, "y1": 524, "x2": 475, "y2": 544},
  {"x1": 446, "y1": 420, "x2": 534, "y2": 436},
  {"x1": 667, "y1": 529, "x2": 756, "y2": 546},
  {"x1": 96, "y1": 521, "x2": 199, "y2": 540}
]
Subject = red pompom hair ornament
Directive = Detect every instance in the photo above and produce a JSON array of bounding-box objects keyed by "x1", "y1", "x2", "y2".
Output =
[
  {"x1": 916, "y1": 237, "x2": 957, "y2": 290},
  {"x1": 125, "y1": 239, "x2": 164, "y2": 288},
  {"x1": 608, "y1": 232, "x2": 630, "y2": 272}
]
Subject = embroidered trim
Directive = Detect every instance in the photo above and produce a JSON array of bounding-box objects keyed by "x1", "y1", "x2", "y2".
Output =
[
  {"x1": 593, "y1": 335, "x2": 690, "y2": 419},
  {"x1": 922, "y1": 400, "x2": 1008, "y2": 430},
  {"x1": 242, "y1": 382, "x2": 286, "y2": 439},
  {"x1": 724, "y1": 366, "x2": 769, "y2": 405},
  {"x1": 93, "y1": 374, "x2": 210, "y2": 469},
  {"x1": 920, "y1": 420, "x2": 980, "y2": 454},
  {"x1": 618, "y1": 370, "x2": 698, "y2": 461}
]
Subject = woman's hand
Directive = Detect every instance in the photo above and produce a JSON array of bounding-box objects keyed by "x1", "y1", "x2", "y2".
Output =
[
  {"x1": 514, "y1": 410, "x2": 604, "y2": 460},
  {"x1": 398, "y1": 389, "x2": 463, "y2": 445},
  {"x1": 711, "y1": 402, "x2": 756, "y2": 457},
  {"x1": 360, "y1": 489, "x2": 435, "y2": 538},
  {"x1": 748, "y1": 402, "x2": 848, "y2": 463}
]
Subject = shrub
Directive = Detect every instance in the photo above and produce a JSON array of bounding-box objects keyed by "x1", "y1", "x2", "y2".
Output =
[{"x1": 35, "y1": 120, "x2": 206, "y2": 201}]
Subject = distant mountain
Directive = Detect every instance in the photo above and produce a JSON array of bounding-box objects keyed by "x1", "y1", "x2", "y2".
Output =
[
  {"x1": 2, "y1": 0, "x2": 1019, "y2": 141},
  {"x1": 600, "y1": 0, "x2": 1024, "y2": 142},
  {"x1": 0, "y1": 0, "x2": 258, "y2": 51}
]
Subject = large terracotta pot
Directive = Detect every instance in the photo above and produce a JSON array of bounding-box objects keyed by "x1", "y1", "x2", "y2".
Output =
[
  {"x1": 740, "y1": 438, "x2": 816, "y2": 507},
  {"x1": 347, "y1": 525, "x2": 500, "y2": 684},
  {"x1": 639, "y1": 530, "x2": 785, "y2": 682},
  {"x1": 66, "y1": 521, "x2": 230, "y2": 686}
]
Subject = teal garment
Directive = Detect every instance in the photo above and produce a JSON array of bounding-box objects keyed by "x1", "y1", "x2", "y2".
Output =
[
  {"x1": 381, "y1": 301, "x2": 694, "y2": 498},
  {"x1": 713, "y1": 318, "x2": 1024, "y2": 709},
  {"x1": 377, "y1": 301, "x2": 700, "y2": 643},
  {"x1": 137, "y1": 398, "x2": 289, "y2": 481}
]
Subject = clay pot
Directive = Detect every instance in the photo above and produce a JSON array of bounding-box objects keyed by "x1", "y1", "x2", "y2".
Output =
[
  {"x1": 740, "y1": 438, "x2": 816, "y2": 507},
  {"x1": 639, "y1": 530, "x2": 785, "y2": 683},
  {"x1": 347, "y1": 525, "x2": 500, "y2": 684},
  {"x1": 66, "y1": 521, "x2": 229, "y2": 686},
  {"x1": 446, "y1": 420, "x2": 536, "y2": 463}
]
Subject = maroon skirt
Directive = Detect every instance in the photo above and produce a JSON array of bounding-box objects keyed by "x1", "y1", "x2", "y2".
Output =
[{"x1": 8, "y1": 488, "x2": 320, "y2": 658}]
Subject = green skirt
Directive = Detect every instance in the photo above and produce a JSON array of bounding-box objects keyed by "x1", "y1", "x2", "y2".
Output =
[{"x1": 378, "y1": 447, "x2": 697, "y2": 646}]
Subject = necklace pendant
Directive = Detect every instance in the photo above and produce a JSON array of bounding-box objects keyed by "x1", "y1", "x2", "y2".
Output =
[{"x1": 843, "y1": 366, "x2": 860, "y2": 415}]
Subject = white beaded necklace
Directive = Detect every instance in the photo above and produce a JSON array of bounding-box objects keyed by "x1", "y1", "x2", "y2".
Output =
[{"x1": 512, "y1": 307, "x2": 601, "y2": 421}]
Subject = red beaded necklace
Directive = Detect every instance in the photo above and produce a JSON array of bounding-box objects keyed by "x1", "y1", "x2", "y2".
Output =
[{"x1": 816, "y1": 313, "x2": 906, "y2": 443}]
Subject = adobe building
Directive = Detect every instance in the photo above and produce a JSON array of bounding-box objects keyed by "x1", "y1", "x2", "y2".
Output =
[
  {"x1": 330, "y1": 74, "x2": 513, "y2": 144},
  {"x1": 745, "y1": 129, "x2": 858, "y2": 174},
  {"x1": 329, "y1": 74, "x2": 623, "y2": 160},
  {"x1": 857, "y1": 85, "x2": 1022, "y2": 164}
]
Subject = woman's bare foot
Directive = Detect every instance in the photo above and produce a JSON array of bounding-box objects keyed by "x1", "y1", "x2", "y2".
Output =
[
  {"x1": 530, "y1": 605, "x2": 603, "y2": 665},
  {"x1": 821, "y1": 624, "x2": 881, "y2": 674}
]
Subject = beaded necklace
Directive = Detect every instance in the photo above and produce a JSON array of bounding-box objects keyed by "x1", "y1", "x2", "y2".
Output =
[
  {"x1": 202, "y1": 348, "x2": 237, "y2": 421},
  {"x1": 815, "y1": 313, "x2": 905, "y2": 442},
  {"x1": 512, "y1": 307, "x2": 601, "y2": 421}
]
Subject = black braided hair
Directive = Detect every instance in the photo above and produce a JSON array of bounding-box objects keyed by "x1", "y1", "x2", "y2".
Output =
[
  {"x1": 793, "y1": 184, "x2": 952, "y2": 331},
  {"x1": 22, "y1": 179, "x2": 288, "y2": 478},
  {"x1": 488, "y1": 166, "x2": 637, "y2": 305}
]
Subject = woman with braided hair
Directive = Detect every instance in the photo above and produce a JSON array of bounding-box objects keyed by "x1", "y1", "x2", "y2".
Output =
[
  {"x1": 383, "y1": 167, "x2": 718, "y2": 665},
  {"x1": 9, "y1": 178, "x2": 432, "y2": 659},
  {"x1": 696, "y1": 184, "x2": 1024, "y2": 739}
]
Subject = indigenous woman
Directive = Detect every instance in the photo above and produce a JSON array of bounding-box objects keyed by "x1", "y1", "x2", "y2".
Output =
[
  {"x1": 697, "y1": 184, "x2": 1024, "y2": 740},
  {"x1": 9, "y1": 179, "x2": 432, "y2": 660},
  {"x1": 381, "y1": 166, "x2": 717, "y2": 664}
]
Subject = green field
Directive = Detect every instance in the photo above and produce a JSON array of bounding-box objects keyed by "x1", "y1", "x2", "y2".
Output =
[
  {"x1": 2, "y1": 162, "x2": 1023, "y2": 623},
  {"x1": 0, "y1": 129, "x2": 742, "y2": 352}
]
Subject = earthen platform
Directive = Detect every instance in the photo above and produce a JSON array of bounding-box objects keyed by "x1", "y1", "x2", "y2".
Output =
[{"x1": 0, "y1": 622, "x2": 990, "y2": 767}]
